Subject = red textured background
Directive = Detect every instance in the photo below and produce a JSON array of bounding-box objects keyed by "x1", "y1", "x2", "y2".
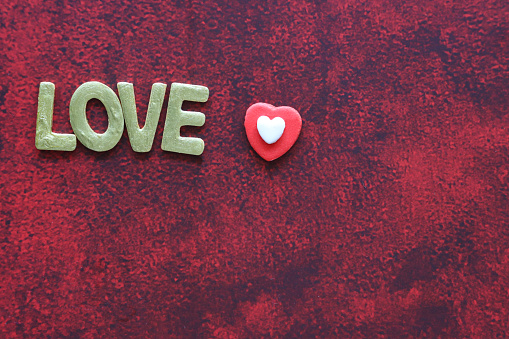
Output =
[{"x1": 0, "y1": 0, "x2": 508, "y2": 337}]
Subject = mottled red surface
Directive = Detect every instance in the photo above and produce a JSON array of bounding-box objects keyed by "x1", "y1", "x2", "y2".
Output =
[{"x1": 0, "y1": 0, "x2": 508, "y2": 337}]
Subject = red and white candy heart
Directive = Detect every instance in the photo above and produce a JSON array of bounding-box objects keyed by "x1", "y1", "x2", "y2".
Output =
[{"x1": 244, "y1": 103, "x2": 302, "y2": 161}]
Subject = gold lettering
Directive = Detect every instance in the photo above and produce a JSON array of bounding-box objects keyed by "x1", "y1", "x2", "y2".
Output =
[
  {"x1": 118, "y1": 82, "x2": 166, "y2": 152},
  {"x1": 35, "y1": 82, "x2": 76, "y2": 151},
  {"x1": 161, "y1": 83, "x2": 208, "y2": 155},
  {"x1": 69, "y1": 81, "x2": 124, "y2": 152}
]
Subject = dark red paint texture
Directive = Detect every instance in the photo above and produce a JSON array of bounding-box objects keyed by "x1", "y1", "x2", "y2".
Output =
[{"x1": 0, "y1": 0, "x2": 508, "y2": 337}]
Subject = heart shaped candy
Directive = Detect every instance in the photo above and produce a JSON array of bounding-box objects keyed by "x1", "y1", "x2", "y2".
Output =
[
  {"x1": 245, "y1": 103, "x2": 302, "y2": 161},
  {"x1": 257, "y1": 116, "x2": 285, "y2": 144}
]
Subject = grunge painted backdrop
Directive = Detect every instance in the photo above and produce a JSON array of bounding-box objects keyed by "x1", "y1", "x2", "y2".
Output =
[{"x1": 0, "y1": 0, "x2": 507, "y2": 337}]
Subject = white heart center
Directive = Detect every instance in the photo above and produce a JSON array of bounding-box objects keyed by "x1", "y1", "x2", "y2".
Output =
[{"x1": 257, "y1": 116, "x2": 285, "y2": 144}]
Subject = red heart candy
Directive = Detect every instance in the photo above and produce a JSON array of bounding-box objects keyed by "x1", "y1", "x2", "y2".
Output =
[{"x1": 244, "y1": 103, "x2": 302, "y2": 161}]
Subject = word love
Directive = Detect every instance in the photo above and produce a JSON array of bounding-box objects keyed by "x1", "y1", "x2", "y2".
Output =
[{"x1": 36, "y1": 81, "x2": 208, "y2": 155}]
